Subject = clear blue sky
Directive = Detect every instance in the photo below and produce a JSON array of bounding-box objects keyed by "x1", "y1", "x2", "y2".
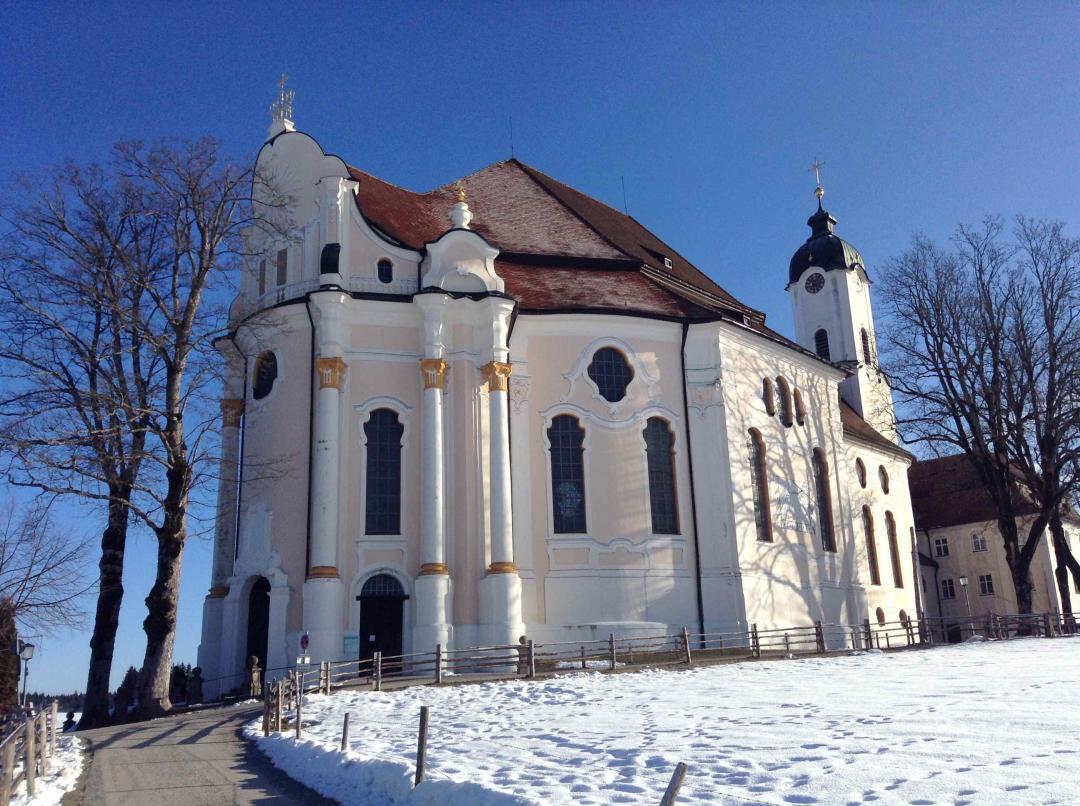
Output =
[{"x1": 3, "y1": 2, "x2": 1078, "y2": 694}]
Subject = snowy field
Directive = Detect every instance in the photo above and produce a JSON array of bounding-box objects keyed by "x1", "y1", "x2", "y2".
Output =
[
  {"x1": 248, "y1": 638, "x2": 1080, "y2": 805},
  {"x1": 11, "y1": 734, "x2": 83, "y2": 806}
]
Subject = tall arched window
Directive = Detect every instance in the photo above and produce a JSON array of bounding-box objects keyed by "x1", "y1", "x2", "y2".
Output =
[
  {"x1": 377, "y1": 258, "x2": 394, "y2": 284},
  {"x1": 862, "y1": 506, "x2": 881, "y2": 585},
  {"x1": 587, "y1": 347, "x2": 634, "y2": 402},
  {"x1": 252, "y1": 351, "x2": 278, "y2": 400},
  {"x1": 814, "y1": 329, "x2": 831, "y2": 360},
  {"x1": 861, "y1": 328, "x2": 873, "y2": 364},
  {"x1": 875, "y1": 607, "x2": 886, "y2": 625},
  {"x1": 643, "y1": 418, "x2": 679, "y2": 534},
  {"x1": 747, "y1": 429, "x2": 772, "y2": 542},
  {"x1": 364, "y1": 409, "x2": 404, "y2": 535},
  {"x1": 548, "y1": 415, "x2": 586, "y2": 533},
  {"x1": 855, "y1": 458, "x2": 867, "y2": 488},
  {"x1": 793, "y1": 388, "x2": 806, "y2": 426},
  {"x1": 775, "y1": 377, "x2": 793, "y2": 427},
  {"x1": 762, "y1": 378, "x2": 776, "y2": 416},
  {"x1": 812, "y1": 448, "x2": 837, "y2": 552},
  {"x1": 886, "y1": 511, "x2": 903, "y2": 588},
  {"x1": 879, "y1": 465, "x2": 890, "y2": 493}
]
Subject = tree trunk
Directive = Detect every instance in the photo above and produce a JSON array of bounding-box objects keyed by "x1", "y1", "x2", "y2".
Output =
[
  {"x1": 1050, "y1": 510, "x2": 1079, "y2": 620},
  {"x1": 78, "y1": 491, "x2": 132, "y2": 730},
  {"x1": 135, "y1": 451, "x2": 189, "y2": 719}
]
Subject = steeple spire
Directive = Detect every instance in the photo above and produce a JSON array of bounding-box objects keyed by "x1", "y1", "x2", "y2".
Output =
[{"x1": 809, "y1": 157, "x2": 826, "y2": 209}]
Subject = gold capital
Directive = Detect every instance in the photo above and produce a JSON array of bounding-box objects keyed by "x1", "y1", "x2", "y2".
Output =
[
  {"x1": 307, "y1": 565, "x2": 339, "y2": 580},
  {"x1": 315, "y1": 357, "x2": 347, "y2": 390},
  {"x1": 486, "y1": 561, "x2": 517, "y2": 574},
  {"x1": 482, "y1": 361, "x2": 512, "y2": 392},
  {"x1": 419, "y1": 562, "x2": 449, "y2": 576},
  {"x1": 420, "y1": 358, "x2": 448, "y2": 390},
  {"x1": 221, "y1": 399, "x2": 244, "y2": 428},
  {"x1": 207, "y1": 585, "x2": 230, "y2": 599}
]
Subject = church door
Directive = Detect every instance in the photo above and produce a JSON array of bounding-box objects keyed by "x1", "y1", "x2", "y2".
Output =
[
  {"x1": 358, "y1": 574, "x2": 406, "y2": 672},
  {"x1": 245, "y1": 577, "x2": 271, "y2": 673}
]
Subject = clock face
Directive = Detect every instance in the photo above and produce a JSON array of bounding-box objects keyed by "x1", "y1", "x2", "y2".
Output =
[{"x1": 805, "y1": 273, "x2": 825, "y2": 294}]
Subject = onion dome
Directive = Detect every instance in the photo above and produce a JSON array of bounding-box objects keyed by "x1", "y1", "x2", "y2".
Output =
[{"x1": 788, "y1": 193, "x2": 865, "y2": 287}]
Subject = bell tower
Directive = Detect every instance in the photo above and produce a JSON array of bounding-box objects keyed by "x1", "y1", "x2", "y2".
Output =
[{"x1": 787, "y1": 164, "x2": 897, "y2": 441}]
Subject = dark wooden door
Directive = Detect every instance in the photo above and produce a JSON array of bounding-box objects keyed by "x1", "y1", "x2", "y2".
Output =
[
  {"x1": 245, "y1": 577, "x2": 270, "y2": 672},
  {"x1": 359, "y1": 597, "x2": 404, "y2": 664}
]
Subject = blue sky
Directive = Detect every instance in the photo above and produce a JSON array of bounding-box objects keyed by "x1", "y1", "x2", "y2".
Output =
[{"x1": 3, "y1": 2, "x2": 1078, "y2": 693}]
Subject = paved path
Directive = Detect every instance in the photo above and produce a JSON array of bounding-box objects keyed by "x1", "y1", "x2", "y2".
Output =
[{"x1": 63, "y1": 704, "x2": 337, "y2": 805}]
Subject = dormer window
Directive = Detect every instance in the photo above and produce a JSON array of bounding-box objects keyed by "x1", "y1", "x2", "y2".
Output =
[{"x1": 377, "y1": 259, "x2": 393, "y2": 285}]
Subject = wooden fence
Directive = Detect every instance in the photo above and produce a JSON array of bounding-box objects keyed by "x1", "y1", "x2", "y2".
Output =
[{"x1": 0, "y1": 701, "x2": 60, "y2": 806}]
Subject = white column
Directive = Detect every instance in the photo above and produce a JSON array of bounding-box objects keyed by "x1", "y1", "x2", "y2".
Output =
[
  {"x1": 479, "y1": 298, "x2": 524, "y2": 648},
  {"x1": 413, "y1": 293, "x2": 452, "y2": 655},
  {"x1": 302, "y1": 354, "x2": 347, "y2": 662}
]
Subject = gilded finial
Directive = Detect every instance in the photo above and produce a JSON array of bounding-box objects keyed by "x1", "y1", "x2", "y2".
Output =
[
  {"x1": 455, "y1": 181, "x2": 467, "y2": 203},
  {"x1": 809, "y1": 157, "x2": 826, "y2": 204},
  {"x1": 270, "y1": 73, "x2": 294, "y2": 122}
]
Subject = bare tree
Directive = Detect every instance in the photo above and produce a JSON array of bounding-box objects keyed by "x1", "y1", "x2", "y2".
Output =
[
  {"x1": 880, "y1": 217, "x2": 1080, "y2": 614},
  {"x1": 0, "y1": 163, "x2": 159, "y2": 728},
  {"x1": 0, "y1": 499, "x2": 92, "y2": 630}
]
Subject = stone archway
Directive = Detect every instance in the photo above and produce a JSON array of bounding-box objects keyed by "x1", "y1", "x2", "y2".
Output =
[
  {"x1": 245, "y1": 577, "x2": 271, "y2": 673},
  {"x1": 357, "y1": 574, "x2": 407, "y2": 668}
]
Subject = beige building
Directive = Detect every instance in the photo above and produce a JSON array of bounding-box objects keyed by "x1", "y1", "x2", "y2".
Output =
[
  {"x1": 910, "y1": 454, "x2": 1080, "y2": 639},
  {"x1": 198, "y1": 96, "x2": 919, "y2": 695}
]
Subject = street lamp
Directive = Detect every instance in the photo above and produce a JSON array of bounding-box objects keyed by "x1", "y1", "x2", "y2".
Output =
[
  {"x1": 958, "y1": 575, "x2": 973, "y2": 639},
  {"x1": 18, "y1": 641, "x2": 34, "y2": 708}
]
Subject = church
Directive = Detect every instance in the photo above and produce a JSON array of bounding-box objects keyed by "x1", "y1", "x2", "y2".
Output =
[{"x1": 198, "y1": 91, "x2": 920, "y2": 696}]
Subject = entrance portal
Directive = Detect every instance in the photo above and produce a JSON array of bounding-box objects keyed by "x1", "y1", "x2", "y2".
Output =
[
  {"x1": 245, "y1": 577, "x2": 271, "y2": 672},
  {"x1": 358, "y1": 574, "x2": 407, "y2": 669}
]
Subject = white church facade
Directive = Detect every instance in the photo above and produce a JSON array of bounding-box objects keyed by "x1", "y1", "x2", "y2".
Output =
[{"x1": 198, "y1": 103, "x2": 919, "y2": 695}]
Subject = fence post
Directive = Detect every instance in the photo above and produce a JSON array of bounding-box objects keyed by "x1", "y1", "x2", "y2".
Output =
[
  {"x1": 263, "y1": 686, "x2": 271, "y2": 736},
  {"x1": 24, "y1": 716, "x2": 35, "y2": 797},
  {"x1": 681, "y1": 627, "x2": 692, "y2": 666},
  {"x1": 276, "y1": 681, "x2": 283, "y2": 731},
  {"x1": 750, "y1": 624, "x2": 760, "y2": 658},
  {"x1": 608, "y1": 633, "x2": 616, "y2": 671},
  {"x1": 35, "y1": 712, "x2": 46, "y2": 777},
  {"x1": 783, "y1": 633, "x2": 790, "y2": 655},
  {"x1": 435, "y1": 644, "x2": 443, "y2": 685},
  {"x1": 49, "y1": 701, "x2": 57, "y2": 755},
  {"x1": 580, "y1": 646, "x2": 586, "y2": 670},
  {"x1": 1043, "y1": 612, "x2": 1054, "y2": 638},
  {"x1": 374, "y1": 651, "x2": 383, "y2": 692},
  {"x1": 414, "y1": 706, "x2": 430, "y2": 787},
  {"x1": 294, "y1": 674, "x2": 302, "y2": 740},
  {"x1": 527, "y1": 640, "x2": 536, "y2": 679},
  {"x1": 863, "y1": 618, "x2": 872, "y2": 650},
  {"x1": 660, "y1": 761, "x2": 688, "y2": 806},
  {"x1": 1, "y1": 734, "x2": 14, "y2": 804},
  {"x1": 814, "y1": 621, "x2": 825, "y2": 654},
  {"x1": 341, "y1": 712, "x2": 350, "y2": 753}
]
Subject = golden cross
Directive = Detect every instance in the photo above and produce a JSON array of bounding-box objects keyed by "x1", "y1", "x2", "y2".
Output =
[{"x1": 809, "y1": 158, "x2": 825, "y2": 187}]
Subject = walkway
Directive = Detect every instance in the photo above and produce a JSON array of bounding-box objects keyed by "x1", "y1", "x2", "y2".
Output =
[{"x1": 63, "y1": 703, "x2": 337, "y2": 805}]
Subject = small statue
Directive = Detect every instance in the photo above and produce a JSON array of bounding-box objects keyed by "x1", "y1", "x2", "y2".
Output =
[{"x1": 247, "y1": 656, "x2": 263, "y2": 698}]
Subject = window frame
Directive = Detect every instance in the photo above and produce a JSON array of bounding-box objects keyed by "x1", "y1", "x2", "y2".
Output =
[
  {"x1": 879, "y1": 465, "x2": 890, "y2": 494},
  {"x1": 814, "y1": 328, "x2": 831, "y2": 360},
  {"x1": 377, "y1": 258, "x2": 394, "y2": 284},
  {"x1": 586, "y1": 347, "x2": 635, "y2": 404},
  {"x1": 775, "y1": 377, "x2": 793, "y2": 427},
  {"x1": 971, "y1": 533, "x2": 988, "y2": 553},
  {"x1": 643, "y1": 417, "x2": 680, "y2": 535},
  {"x1": 747, "y1": 428, "x2": 772, "y2": 543},
  {"x1": 886, "y1": 511, "x2": 903, "y2": 588},
  {"x1": 860, "y1": 328, "x2": 873, "y2": 364},
  {"x1": 812, "y1": 447, "x2": 837, "y2": 553},
  {"x1": 862, "y1": 506, "x2": 881, "y2": 585},
  {"x1": 941, "y1": 578, "x2": 956, "y2": 600},
  {"x1": 362, "y1": 408, "x2": 405, "y2": 536},
  {"x1": 276, "y1": 247, "x2": 288, "y2": 287},
  {"x1": 762, "y1": 378, "x2": 776, "y2": 416},
  {"x1": 547, "y1": 414, "x2": 588, "y2": 535},
  {"x1": 793, "y1": 388, "x2": 806, "y2": 426},
  {"x1": 978, "y1": 573, "x2": 994, "y2": 596},
  {"x1": 251, "y1": 351, "x2": 278, "y2": 401},
  {"x1": 855, "y1": 458, "x2": 867, "y2": 488},
  {"x1": 933, "y1": 536, "x2": 950, "y2": 557}
]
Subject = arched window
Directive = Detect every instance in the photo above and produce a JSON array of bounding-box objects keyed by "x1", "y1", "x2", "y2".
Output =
[
  {"x1": 548, "y1": 415, "x2": 586, "y2": 533},
  {"x1": 875, "y1": 607, "x2": 886, "y2": 625},
  {"x1": 775, "y1": 377, "x2": 793, "y2": 427},
  {"x1": 360, "y1": 573, "x2": 405, "y2": 599},
  {"x1": 643, "y1": 418, "x2": 679, "y2": 534},
  {"x1": 812, "y1": 448, "x2": 837, "y2": 552},
  {"x1": 276, "y1": 248, "x2": 288, "y2": 286},
  {"x1": 856, "y1": 458, "x2": 867, "y2": 488},
  {"x1": 747, "y1": 429, "x2": 772, "y2": 542},
  {"x1": 377, "y1": 258, "x2": 393, "y2": 284},
  {"x1": 814, "y1": 328, "x2": 831, "y2": 361},
  {"x1": 793, "y1": 388, "x2": 806, "y2": 426},
  {"x1": 257, "y1": 259, "x2": 267, "y2": 296},
  {"x1": 862, "y1": 506, "x2": 881, "y2": 585},
  {"x1": 364, "y1": 409, "x2": 404, "y2": 535},
  {"x1": 879, "y1": 465, "x2": 890, "y2": 494},
  {"x1": 886, "y1": 511, "x2": 903, "y2": 588},
  {"x1": 861, "y1": 328, "x2": 873, "y2": 364},
  {"x1": 899, "y1": 609, "x2": 910, "y2": 627},
  {"x1": 252, "y1": 352, "x2": 278, "y2": 400},
  {"x1": 762, "y1": 378, "x2": 776, "y2": 416},
  {"x1": 587, "y1": 347, "x2": 634, "y2": 403}
]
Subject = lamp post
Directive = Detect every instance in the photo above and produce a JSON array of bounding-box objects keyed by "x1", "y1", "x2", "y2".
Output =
[
  {"x1": 958, "y1": 575, "x2": 973, "y2": 639},
  {"x1": 18, "y1": 641, "x2": 34, "y2": 708}
]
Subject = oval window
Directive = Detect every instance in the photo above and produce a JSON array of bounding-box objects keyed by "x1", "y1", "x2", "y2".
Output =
[
  {"x1": 252, "y1": 352, "x2": 278, "y2": 400},
  {"x1": 587, "y1": 347, "x2": 634, "y2": 403},
  {"x1": 377, "y1": 259, "x2": 393, "y2": 284}
]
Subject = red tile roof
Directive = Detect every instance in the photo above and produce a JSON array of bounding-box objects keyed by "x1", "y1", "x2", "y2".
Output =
[
  {"x1": 908, "y1": 454, "x2": 1035, "y2": 531},
  {"x1": 839, "y1": 400, "x2": 911, "y2": 458},
  {"x1": 347, "y1": 158, "x2": 755, "y2": 322}
]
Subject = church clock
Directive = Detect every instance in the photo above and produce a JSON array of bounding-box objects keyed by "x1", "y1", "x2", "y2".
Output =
[{"x1": 804, "y1": 273, "x2": 824, "y2": 294}]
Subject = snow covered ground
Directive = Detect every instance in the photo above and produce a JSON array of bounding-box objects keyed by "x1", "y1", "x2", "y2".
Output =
[
  {"x1": 11, "y1": 734, "x2": 84, "y2": 806},
  {"x1": 247, "y1": 638, "x2": 1080, "y2": 805}
]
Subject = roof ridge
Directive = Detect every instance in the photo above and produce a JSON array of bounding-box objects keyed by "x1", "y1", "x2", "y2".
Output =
[{"x1": 510, "y1": 160, "x2": 637, "y2": 261}]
